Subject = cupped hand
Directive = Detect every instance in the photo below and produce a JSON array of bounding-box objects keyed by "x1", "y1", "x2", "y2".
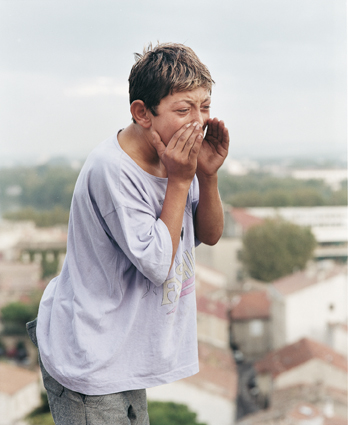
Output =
[
  {"x1": 197, "y1": 118, "x2": 229, "y2": 178},
  {"x1": 151, "y1": 122, "x2": 203, "y2": 184}
]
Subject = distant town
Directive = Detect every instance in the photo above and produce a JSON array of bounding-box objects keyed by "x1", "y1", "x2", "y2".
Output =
[{"x1": 0, "y1": 156, "x2": 346, "y2": 425}]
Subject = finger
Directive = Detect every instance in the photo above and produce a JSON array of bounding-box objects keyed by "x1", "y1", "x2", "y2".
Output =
[
  {"x1": 205, "y1": 118, "x2": 219, "y2": 140},
  {"x1": 182, "y1": 122, "x2": 203, "y2": 153},
  {"x1": 217, "y1": 120, "x2": 225, "y2": 143},
  {"x1": 211, "y1": 118, "x2": 220, "y2": 140},
  {"x1": 167, "y1": 122, "x2": 193, "y2": 150},
  {"x1": 205, "y1": 118, "x2": 214, "y2": 138},
  {"x1": 151, "y1": 130, "x2": 166, "y2": 158},
  {"x1": 189, "y1": 132, "x2": 204, "y2": 158},
  {"x1": 222, "y1": 126, "x2": 230, "y2": 150}
]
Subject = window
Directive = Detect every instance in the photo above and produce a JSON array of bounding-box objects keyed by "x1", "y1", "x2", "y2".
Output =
[{"x1": 249, "y1": 320, "x2": 264, "y2": 337}]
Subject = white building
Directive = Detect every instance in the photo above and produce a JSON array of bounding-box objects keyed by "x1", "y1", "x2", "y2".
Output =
[
  {"x1": 247, "y1": 206, "x2": 348, "y2": 262},
  {"x1": 255, "y1": 338, "x2": 347, "y2": 396},
  {"x1": 270, "y1": 261, "x2": 347, "y2": 353},
  {"x1": 147, "y1": 342, "x2": 237, "y2": 425},
  {"x1": 0, "y1": 362, "x2": 41, "y2": 425},
  {"x1": 291, "y1": 168, "x2": 347, "y2": 191},
  {"x1": 148, "y1": 264, "x2": 238, "y2": 425}
]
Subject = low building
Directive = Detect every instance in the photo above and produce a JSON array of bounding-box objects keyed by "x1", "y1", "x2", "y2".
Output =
[
  {"x1": 230, "y1": 290, "x2": 272, "y2": 362},
  {"x1": 327, "y1": 323, "x2": 348, "y2": 357},
  {"x1": 195, "y1": 207, "x2": 263, "y2": 290},
  {"x1": 247, "y1": 206, "x2": 348, "y2": 262},
  {"x1": 196, "y1": 277, "x2": 231, "y2": 349},
  {"x1": 270, "y1": 262, "x2": 347, "y2": 351},
  {"x1": 254, "y1": 338, "x2": 347, "y2": 400},
  {"x1": 147, "y1": 342, "x2": 237, "y2": 425},
  {"x1": 291, "y1": 168, "x2": 347, "y2": 191},
  {"x1": 0, "y1": 261, "x2": 41, "y2": 308},
  {"x1": 237, "y1": 401, "x2": 347, "y2": 425},
  {"x1": 237, "y1": 382, "x2": 347, "y2": 424},
  {"x1": 272, "y1": 384, "x2": 347, "y2": 420},
  {"x1": 0, "y1": 362, "x2": 41, "y2": 425}
]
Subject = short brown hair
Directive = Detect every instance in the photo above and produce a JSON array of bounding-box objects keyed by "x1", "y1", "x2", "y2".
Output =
[{"x1": 129, "y1": 42, "x2": 214, "y2": 122}]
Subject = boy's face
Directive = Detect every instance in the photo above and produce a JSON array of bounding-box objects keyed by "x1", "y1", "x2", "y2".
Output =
[{"x1": 149, "y1": 87, "x2": 211, "y2": 145}]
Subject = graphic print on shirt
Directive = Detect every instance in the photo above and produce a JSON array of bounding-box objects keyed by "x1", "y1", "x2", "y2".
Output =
[{"x1": 162, "y1": 246, "x2": 195, "y2": 314}]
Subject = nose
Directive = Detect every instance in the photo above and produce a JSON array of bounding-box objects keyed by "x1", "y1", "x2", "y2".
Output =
[{"x1": 192, "y1": 110, "x2": 205, "y2": 129}]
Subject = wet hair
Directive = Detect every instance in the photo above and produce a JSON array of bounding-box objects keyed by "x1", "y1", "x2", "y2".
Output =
[{"x1": 129, "y1": 42, "x2": 214, "y2": 122}]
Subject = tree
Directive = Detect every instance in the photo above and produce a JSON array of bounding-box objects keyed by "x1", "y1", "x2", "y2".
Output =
[
  {"x1": 1, "y1": 301, "x2": 39, "y2": 335},
  {"x1": 148, "y1": 401, "x2": 207, "y2": 425},
  {"x1": 241, "y1": 219, "x2": 316, "y2": 282}
]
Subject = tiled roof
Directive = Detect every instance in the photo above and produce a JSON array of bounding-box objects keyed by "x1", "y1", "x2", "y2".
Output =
[
  {"x1": 196, "y1": 275, "x2": 231, "y2": 320},
  {"x1": 237, "y1": 402, "x2": 346, "y2": 425},
  {"x1": 230, "y1": 290, "x2": 271, "y2": 320},
  {"x1": 255, "y1": 338, "x2": 348, "y2": 377},
  {"x1": 230, "y1": 208, "x2": 264, "y2": 232},
  {"x1": 272, "y1": 263, "x2": 346, "y2": 296},
  {"x1": 184, "y1": 341, "x2": 237, "y2": 400},
  {"x1": 196, "y1": 293, "x2": 230, "y2": 320},
  {"x1": 272, "y1": 383, "x2": 348, "y2": 407},
  {"x1": 0, "y1": 362, "x2": 39, "y2": 395},
  {"x1": 324, "y1": 417, "x2": 348, "y2": 425}
]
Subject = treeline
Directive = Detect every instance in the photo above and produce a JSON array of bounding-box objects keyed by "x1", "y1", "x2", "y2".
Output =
[
  {"x1": 0, "y1": 164, "x2": 79, "y2": 212},
  {"x1": 0, "y1": 165, "x2": 347, "y2": 227},
  {"x1": 0, "y1": 165, "x2": 80, "y2": 226},
  {"x1": 218, "y1": 170, "x2": 347, "y2": 207}
]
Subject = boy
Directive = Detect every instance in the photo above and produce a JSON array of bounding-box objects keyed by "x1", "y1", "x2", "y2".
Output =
[{"x1": 27, "y1": 42, "x2": 229, "y2": 424}]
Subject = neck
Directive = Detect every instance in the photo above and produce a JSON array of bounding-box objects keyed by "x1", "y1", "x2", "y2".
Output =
[{"x1": 118, "y1": 124, "x2": 167, "y2": 178}]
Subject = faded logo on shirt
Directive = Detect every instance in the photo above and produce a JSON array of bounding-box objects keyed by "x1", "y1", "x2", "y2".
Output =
[
  {"x1": 141, "y1": 245, "x2": 196, "y2": 314},
  {"x1": 162, "y1": 246, "x2": 195, "y2": 314}
]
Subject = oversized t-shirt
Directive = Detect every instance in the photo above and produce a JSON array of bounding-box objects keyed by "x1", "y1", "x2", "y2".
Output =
[{"x1": 36, "y1": 132, "x2": 200, "y2": 395}]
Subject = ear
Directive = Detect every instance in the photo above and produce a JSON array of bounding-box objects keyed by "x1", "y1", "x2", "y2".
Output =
[{"x1": 130, "y1": 100, "x2": 152, "y2": 129}]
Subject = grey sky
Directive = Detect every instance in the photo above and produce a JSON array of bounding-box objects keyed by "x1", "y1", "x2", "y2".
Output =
[{"x1": 0, "y1": 0, "x2": 346, "y2": 163}]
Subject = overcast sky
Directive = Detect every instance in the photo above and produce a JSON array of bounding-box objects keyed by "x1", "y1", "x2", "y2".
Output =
[{"x1": 0, "y1": 0, "x2": 346, "y2": 164}]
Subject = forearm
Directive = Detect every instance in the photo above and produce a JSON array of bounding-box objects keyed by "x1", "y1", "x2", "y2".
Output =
[
  {"x1": 160, "y1": 179, "x2": 191, "y2": 270},
  {"x1": 195, "y1": 172, "x2": 224, "y2": 245}
]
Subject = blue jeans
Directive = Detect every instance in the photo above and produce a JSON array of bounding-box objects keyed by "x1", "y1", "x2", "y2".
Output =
[{"x1": 26, "y1": 319, "x2": 150, "y2": 425}]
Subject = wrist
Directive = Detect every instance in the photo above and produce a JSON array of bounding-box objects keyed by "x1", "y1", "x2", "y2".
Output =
[
  {"x1": 167, "y1": 176, "x2": 192, "y2": 192},
  {"x1": 196, "y1": 170, "x2": 218, "y2": 186}
]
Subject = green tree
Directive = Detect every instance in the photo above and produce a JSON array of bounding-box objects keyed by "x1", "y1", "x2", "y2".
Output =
[
  {"x1": 1, "y1": 301, "x2": 39, "y2": 335},
  {"x1": 148, "y1": 401, "x2": 207, "y2": 425},
  {"x1": 241, "y1": 219, "x2": 316, "y2": 282}
]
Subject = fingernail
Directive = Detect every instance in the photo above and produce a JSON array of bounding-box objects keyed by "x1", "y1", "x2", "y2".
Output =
[{"x1": 186, "y1": 123, "x2": 192, "y2": 128}]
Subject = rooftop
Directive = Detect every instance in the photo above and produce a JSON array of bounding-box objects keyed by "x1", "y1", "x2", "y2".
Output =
[
  {"x1": 229, "y1": 208, "x2": 264, "y2": 232},
  {"x1": 184, "y1": 341, "x2": 237, "y2": 400},
  {"x1": 272, "y1": 383, "x2": 348, "y2": 410},
  {"x1": 255, "y1": 338, "x2": 348, "y2": 377},
  {"x1": 237, "y1": 401, "x2": 346, "y2": 425},
  {"x1": 272, "y1": 262, "x2": 347, "y2": 296},
  {"x1": 230, "y1": 290, "x2": 271, "y2": 320},
  {"x1": 0, "y1": 362, "x2": 39, "y2": 395},
  {"x1": 196, "y1": 293, "x2": 230, "y2": 321}
]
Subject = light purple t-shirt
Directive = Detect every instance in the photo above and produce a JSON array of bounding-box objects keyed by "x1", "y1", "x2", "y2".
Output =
[{"x1": 36, "y1": 132, "x2": 200, "y2": 395}]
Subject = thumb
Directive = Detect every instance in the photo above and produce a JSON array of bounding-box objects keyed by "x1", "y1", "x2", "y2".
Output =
[{"x1": 151, "y1": 130, "x2": 166, "y2": 158}]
